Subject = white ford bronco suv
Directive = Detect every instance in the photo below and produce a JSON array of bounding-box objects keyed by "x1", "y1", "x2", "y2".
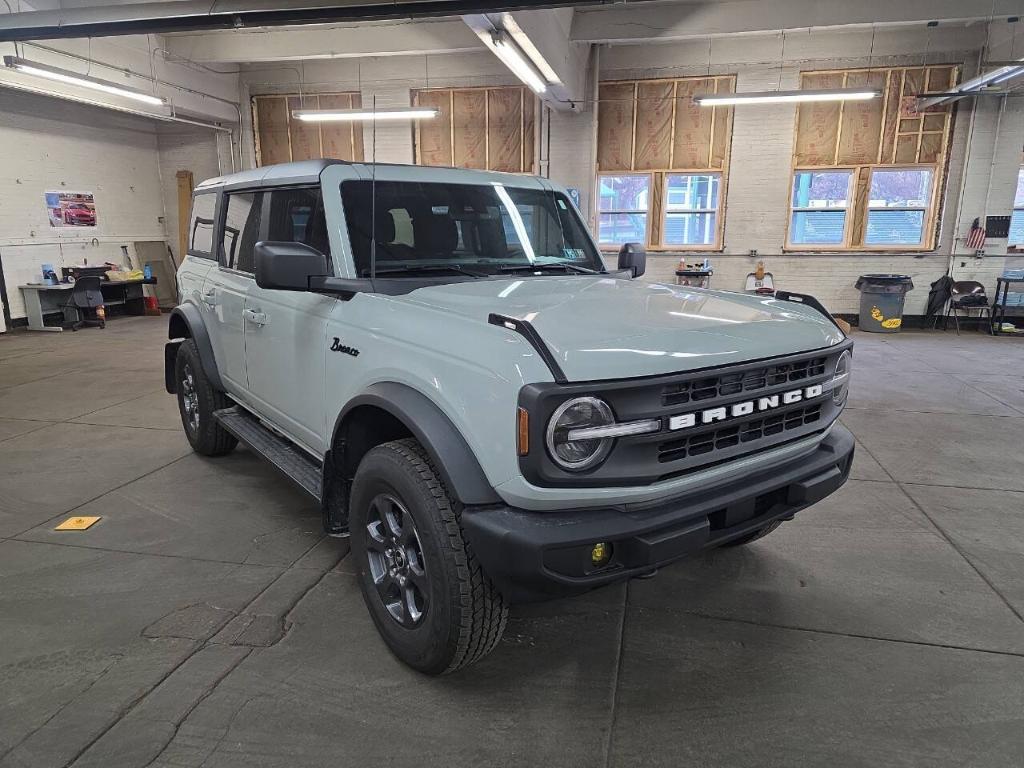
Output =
[{"x1": 166, "y1": 159, "x2": 853, "y2": 674}]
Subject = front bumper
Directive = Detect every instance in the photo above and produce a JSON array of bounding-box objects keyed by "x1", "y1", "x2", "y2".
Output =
[{"x1": 462, "y1": 423, "x2": 854, "y2": 603}]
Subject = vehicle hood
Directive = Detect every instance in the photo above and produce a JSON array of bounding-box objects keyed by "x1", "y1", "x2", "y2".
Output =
[{"x1": 397, "y1": 276, "x2": 846, "y2": 382}]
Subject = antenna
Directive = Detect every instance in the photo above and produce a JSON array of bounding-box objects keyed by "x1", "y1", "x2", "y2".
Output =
[{"x1": 370, "y1": 94, "x2": 377, "y2": 281}]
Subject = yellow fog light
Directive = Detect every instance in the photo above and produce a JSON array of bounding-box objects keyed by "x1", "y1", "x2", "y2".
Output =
[{"x1": 591, "y1": 542, "x2": 612, "y2": 567}]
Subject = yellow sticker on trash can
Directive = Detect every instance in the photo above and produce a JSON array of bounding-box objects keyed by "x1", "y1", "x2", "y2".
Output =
[{"x1": 870, "y1": 305, "x2": 902, "y2": 329}]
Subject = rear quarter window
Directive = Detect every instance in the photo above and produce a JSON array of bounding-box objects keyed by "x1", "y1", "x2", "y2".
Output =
[{"x1": 189, "y1": 192, "x2": 218, "y2": 259}]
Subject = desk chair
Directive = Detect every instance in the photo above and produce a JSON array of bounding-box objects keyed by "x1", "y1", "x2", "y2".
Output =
[
  {"x1": 943, "y1": 280, "x2": 993, "y2": 335},
  {"x1": 62, "y1": 277, "x2": 105, "y2": 330}
]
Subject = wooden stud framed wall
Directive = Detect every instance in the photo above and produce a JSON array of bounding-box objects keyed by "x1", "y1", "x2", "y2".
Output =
[
  {"x1": 411, "y1": 86, "x2": 536, "y2": 173},
  {"x1": 786, "y1": 64, "x2": 959, "y2": 252},
  {"x1": 595, "y1": 75, "x2": 736, "y2": 251},
  {"x1": 251, "y1": 92, "x2": 365, "y2": 166}
]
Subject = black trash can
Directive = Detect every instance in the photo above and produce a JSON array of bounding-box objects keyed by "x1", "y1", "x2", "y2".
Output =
[{"x1": 854, "y1": 274, "x2": 914, "y2": 333}]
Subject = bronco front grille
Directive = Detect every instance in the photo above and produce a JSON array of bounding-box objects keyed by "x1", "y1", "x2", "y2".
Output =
[
  {"x1": 517, "y1": 342, "x2": 850, "y2": 488},
  {"x1": 657, "y1": 404, "x2": 824, "y2": 463},
  {"x1": 662, "y1": 356, "x2": 827, "y2": 406}
]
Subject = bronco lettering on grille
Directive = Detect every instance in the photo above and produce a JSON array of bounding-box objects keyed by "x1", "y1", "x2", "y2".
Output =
[{"x1": 668, "y1": 384, "x2": 823, "y2": 431}]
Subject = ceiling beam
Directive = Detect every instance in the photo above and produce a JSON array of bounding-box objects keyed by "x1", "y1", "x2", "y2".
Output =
[
  {"x1": 571, "y1": 0, "x2": 1022, "y2": 44},
  {"x1": 0, "y1": 0, "x2": 617, "y2": 43},
  {"x1": 164, "y1": 19, "x2": 483, "y2": 63}
]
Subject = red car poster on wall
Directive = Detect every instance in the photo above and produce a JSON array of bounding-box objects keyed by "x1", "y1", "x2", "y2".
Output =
[{"x1": 46, "y1": 191, "x2": 97, "y2": 228}]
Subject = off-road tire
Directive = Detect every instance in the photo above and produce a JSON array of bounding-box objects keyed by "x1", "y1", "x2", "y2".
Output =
[
  {"x1": 174, "y1": 339, "x2": 237, "y2": 457},
  {"x1": 350, "y1": 438, "x2": 508, "y2": 674},
  {"x1": 720, "y1": 520, "x2": 783, "y2": 547}
]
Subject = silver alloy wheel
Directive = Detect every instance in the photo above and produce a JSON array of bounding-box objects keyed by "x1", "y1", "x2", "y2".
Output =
[
  {"x1": 365, "y1": 493, "x2": 428, "y2": 627},
  {"x1": 180, "y1": 363, "x2": 200, "y2": 434}
]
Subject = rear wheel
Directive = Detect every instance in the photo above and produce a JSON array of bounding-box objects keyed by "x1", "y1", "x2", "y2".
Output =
[
  {"x1": 174, "y1": 339, "x2": 237, "y2": 456},
  {"x1": 720, "y1": 520, "x2": 783, "y2": 547},
  {"x1": 350, "y1": 438, "x2": 507, "y2": 674}
]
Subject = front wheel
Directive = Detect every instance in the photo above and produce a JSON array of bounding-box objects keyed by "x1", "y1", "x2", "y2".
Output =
[
  {"x1": 174, "y1": 339, "x2": 237, "y2": 457},
  {"x1": 350, "y1": 438, "x2": 508, "y2": 674}
]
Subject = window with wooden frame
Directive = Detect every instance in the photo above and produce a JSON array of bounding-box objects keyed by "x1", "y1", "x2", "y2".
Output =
[
  {"x1": 787, "y1": 65, "x2": 958, "y2": 251},
  {"x1": 411, "y1": 86, "x2": 536, "y2": 173},
  {"x1": 1009, "y1": 166, "x2": 1024, "y2": 248},
  {"x1": 251, "y1": 92, "x2": 364, "y2": 167},
  {"x1": 596, "y1": 76, "x2": 735, "y2": 250}
]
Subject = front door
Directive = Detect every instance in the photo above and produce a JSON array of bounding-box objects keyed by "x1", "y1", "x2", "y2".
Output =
[{"x1": 243, "y1": 187, "x2": 332, "y2": 453}]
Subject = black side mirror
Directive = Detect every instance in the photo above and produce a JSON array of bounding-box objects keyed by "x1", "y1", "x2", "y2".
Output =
[
  {"x1": 254, "y1": 241, "x2": 328, "y2": 291},
  {"x1": 617, "y1": 242, "x2": 646, "y2": 278}
]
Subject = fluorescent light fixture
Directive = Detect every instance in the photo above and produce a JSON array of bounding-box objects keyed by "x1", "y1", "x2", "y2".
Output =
[
  {"x1": 485, "y1": 30, "x2": 547, "y2": 94},
  {"x1": 3, "y1": 55, "x2": 166, "y2": 106},
  {"x1": 291, "y1": 107, "x2": 438, "y2": 122},
  {"x1": 695, "y1": 88, "x2": 880, "y2": 106}
]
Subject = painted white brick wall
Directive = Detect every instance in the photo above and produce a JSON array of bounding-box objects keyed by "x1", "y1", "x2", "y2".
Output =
[
  {"x1": 156, "y1": 124, "x2": 225, "y2": 266},
  {"x1": 0, "y1": 91, "x2": 168, "y2": 322},
  {"x1": 359, "y1": 84, "x2": 415, "y2": 164},
  {"x1": 546, "y1": 104, "x2": 595, "y2": 225}
]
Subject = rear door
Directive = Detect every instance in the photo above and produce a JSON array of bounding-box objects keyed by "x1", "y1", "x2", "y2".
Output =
[
  {"x1": 243, "y1": 187, "x2": 334, "y2": 453},
  {"x1": 206, "y1": 190, "x2": 262, "y2": 393}
]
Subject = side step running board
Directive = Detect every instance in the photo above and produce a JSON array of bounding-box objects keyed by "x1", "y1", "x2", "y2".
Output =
[{"x1": 214, "y1": 406, "x2": 323, "y2": 502}]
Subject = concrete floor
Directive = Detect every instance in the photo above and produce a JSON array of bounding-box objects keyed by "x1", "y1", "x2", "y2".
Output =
[{"x1": 1, "y1": 315, "x2": 1024, "y2": 767}]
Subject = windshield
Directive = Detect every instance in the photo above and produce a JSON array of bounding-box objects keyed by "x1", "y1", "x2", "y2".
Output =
[{"x1": 341, "y1": 180, "x2": 605, "y2": 277}]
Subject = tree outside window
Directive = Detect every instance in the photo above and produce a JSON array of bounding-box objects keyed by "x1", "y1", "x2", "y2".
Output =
[
  {"x1": 865, "y1": 169, "x2": 933, "y2": 246},
  {"x1": 597, "y1": 174, "x2": 651, "y2": 246},
  {"x1": 789, "y1": 170, "x2": 852, "y2": 246}
]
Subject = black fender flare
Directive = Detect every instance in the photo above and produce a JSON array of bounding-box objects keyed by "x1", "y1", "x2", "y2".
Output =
[
  {"x1": 332, "y1": 382, "x2": 500, "y2": 506},
  {"x1": 166, "y1": 303, "x2": 225, "y2": 393}
]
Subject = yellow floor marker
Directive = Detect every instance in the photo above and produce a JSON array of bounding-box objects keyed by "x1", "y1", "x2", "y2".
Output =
[{"x1": 55, "y1": 516, "x2": 101, "y2": 531}]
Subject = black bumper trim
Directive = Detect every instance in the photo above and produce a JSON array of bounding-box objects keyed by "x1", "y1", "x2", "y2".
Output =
[{"x1": 462, "y1": 423, "x2": 855, "y2": 603}]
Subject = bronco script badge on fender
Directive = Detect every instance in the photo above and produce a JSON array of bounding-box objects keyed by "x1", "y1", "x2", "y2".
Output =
[{"x1": 329, "y1": 338, "x2": 360, "y2": 357}]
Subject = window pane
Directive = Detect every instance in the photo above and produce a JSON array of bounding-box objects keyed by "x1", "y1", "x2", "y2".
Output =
[
  {"x1": 341, "y1": 181, "x2": 604, "y2": 275},
  {"x1": 267, "y1": 188, "x2": 330, "y2": 257},
  {"x1": 664, "y1": 213, "x2": 717, "y2": 246},
  {"x1": 665, "y1": 174, "x2": 719, "y2": 211},
  {"x1": 869, "y1": 169, "x2": 932, "y2": 207},
  {"x1": 1015, "y1": 169, "x2": 1024, "y2": 208},
  {"x1": 598, "y1": 212, "x2": 648, "y2": 245},
  {"x1": 223, "y1": 192, "x2": 262, "y2": 273},
  {"x1": 598, "y1": 175, "x2": 650, "y2": 212},
  {"x1": 865, "y1": 210, "x2": 925, "y2": 245},
  {"x1": 790, "y1": 211, "x2": 846, "y2": 244},
  {"x1": 792, "y1": 171, "x2": 850, "y2": 208},
  {"x1": 1008, "y1": 209, "x2": 1024, "y2": 245},
  {"x1": 189, "y1": 193, "x2": 217, "y2": 256}
]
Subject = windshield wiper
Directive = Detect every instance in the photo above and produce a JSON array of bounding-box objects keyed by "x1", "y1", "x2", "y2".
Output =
[
  {"x1": 367, "y1": 264, "x2": 489, "y2": 278},
  {"x1": 497, "y1": 262, "x2": 603, "y2": 275}
]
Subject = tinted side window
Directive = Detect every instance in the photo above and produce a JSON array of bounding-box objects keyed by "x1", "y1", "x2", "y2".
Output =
[
  {"x1": 189, "y1": 192, "x2": 217, "y2": 258},
  {"x1": 222, "y1": 192, "x2": 263, "y2": 273},
  {"x1": 267, "y1": 188, "x2": 331, "y2": 265}
]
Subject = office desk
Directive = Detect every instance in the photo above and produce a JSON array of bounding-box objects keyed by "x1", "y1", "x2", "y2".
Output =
[{"x1": 18, "y1": 278, "x2": 157, "y2": 332}]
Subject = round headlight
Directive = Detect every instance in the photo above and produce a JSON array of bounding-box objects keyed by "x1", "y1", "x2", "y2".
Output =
[
  {"x1": 832, "y1": 350, "x2": 851, "y2": 406},
  {"x1": 546, "y1": 397, "x2": 615, "y2": 471}
]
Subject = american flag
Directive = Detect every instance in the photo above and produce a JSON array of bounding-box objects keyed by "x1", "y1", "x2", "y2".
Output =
[{"x1": 965, "y1": 217, "x2": 986, "y2": 251}]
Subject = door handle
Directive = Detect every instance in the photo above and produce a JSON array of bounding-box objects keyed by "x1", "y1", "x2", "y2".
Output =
[
  {"x1": 201, "y1": 289, "x2": 218, "y2": 307},
  {"x1": 243, "y1": 308, "x2": 268, "y2": 326}
]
